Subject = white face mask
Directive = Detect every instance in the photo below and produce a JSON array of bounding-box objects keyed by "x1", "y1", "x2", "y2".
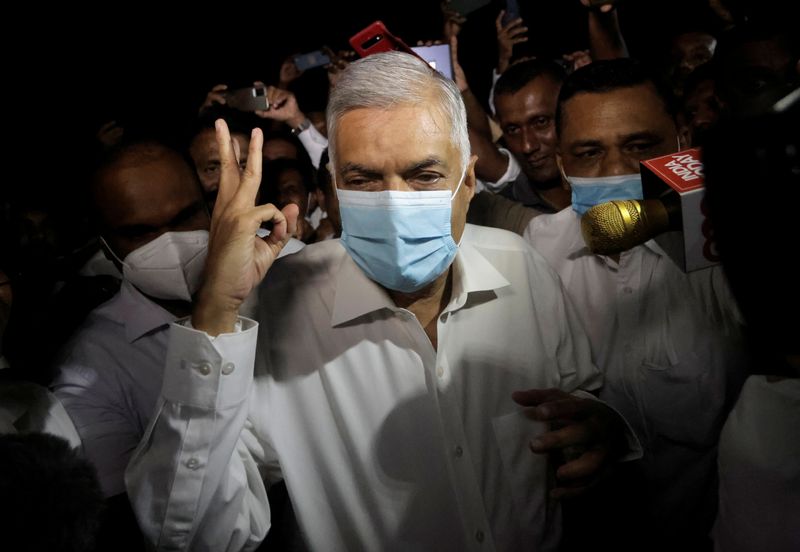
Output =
[{"x1": 102, "y1": 230, "x2": 209, "y2": 302}]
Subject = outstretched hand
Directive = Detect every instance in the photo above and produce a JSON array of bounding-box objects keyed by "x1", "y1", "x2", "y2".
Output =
[
  {"x1": 512, "y1": 388, "x2": 626, "y2": 499},
  {"x1": 193, "y1": 120, "x2": 298, "y2": 336}
]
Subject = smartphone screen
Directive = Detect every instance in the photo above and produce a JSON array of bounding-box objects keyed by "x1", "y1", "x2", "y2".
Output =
[{"x1": 410, "y1": 44, "x2": 454, "y2": 80}]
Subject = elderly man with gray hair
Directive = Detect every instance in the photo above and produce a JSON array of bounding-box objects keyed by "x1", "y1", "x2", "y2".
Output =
[{"x1": 126, "y1": 51, "x2": 638, "y2": 551}]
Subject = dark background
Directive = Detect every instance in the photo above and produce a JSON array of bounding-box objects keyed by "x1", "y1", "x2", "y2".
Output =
[{"x1": 5, "y1": 0, "x2": 792, "y2": 194}]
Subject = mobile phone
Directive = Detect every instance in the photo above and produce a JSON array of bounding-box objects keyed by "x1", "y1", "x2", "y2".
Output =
[
  {"x1": 226, "y1": 85, "x2": 269, "y2": 112},
  {"x1": 349, "y1": 21, "x2": 424, "y2": 61},
  {"x1": 294, "y1": 50, "x2": 331, "y2": 72},
  {"x1": 503, "y1": 0, "x2": 521, "y2": 25},
  {"x1": 410, "y1": 44, "x2": 454, "y2": 80}
]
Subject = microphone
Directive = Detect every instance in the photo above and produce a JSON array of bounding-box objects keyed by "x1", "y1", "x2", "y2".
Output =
[
  {"x1": 578, "y1": 148, "x2": 720, "y2": 272},
  {"x1": 581, "y1": 196, "x2": 682, "y2": 255}
]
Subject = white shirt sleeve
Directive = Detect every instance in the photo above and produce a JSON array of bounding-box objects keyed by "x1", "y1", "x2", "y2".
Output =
[
  {"x1": 480, "y1": 147, "x2": 520, "y2": 194},
  {"x1": 297, "y1": 125, "x2": 328, "y2": 169},
  {"x1": 125, "y1": 317, "x2": 272, "y2": 552},
  {"x1": 488, "y1": 68, "x2": 502, "y2": 116}
]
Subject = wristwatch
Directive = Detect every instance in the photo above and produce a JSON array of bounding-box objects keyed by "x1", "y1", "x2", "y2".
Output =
[{"x1": 290, "y1": 118, "x2": 311, "y2": 136}]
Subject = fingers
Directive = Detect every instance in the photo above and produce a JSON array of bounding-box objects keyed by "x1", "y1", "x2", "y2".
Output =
[
  {"x1": 211, "y1": 83, "x2": 228, "y2": 92},
  {"x1": 529, "y1": 421, "x2": 592, "y2": 453},
  {"x1": 495, "y1": 10, "x2": 505, "y2": 31},
  {"x1": 265, "y1": 203, "x2": 299, "y2": 247},
  {"x1": 233, "y1": 128, "x2": 264, "y2": 208},
  {"x1": 556, "y1": 448, "x2": 607, "y2": 481},
  {"x1": 550, "y1": 448, "x2": 608, "y2": 499},
  {"x1": 511, "y1": 388, "x2": 571, "y2": 408},
  {"x1": 267, "y1": 86, "x2": 289, "y2": 110},
  {"x1": 214, "y1": 119, "x2": 239, "y2": 211},
  {"x1": 532, "y1": 397, "x2": 595, "y2": 422}
]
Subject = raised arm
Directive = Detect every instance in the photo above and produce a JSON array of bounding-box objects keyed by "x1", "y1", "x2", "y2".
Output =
[
  {"x1": 581, "y1": 0, "x2": 629, "y2": 60},
  {"x1": 126, "y1": 122, "x2": 298, "y2": 551}
]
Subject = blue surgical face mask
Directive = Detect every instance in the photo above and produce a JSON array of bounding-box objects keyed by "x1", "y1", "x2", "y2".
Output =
[
  {"x1": 337, "y1": 169, "x2": 465, "y2": 293},
  {"x1": 566, "y1": 173, "x2": 644, "y2": 215}
]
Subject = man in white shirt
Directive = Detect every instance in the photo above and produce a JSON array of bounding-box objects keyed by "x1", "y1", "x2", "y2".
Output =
[
  {"x1": 524, "y1": 58, "x2": 746, "y2": 550},
  {"x1": 126, "y1": 51, "x2": 639, "y2": 552},
  {"x1": 52, "y1": 142, "x2": 212, "y2": 498}
]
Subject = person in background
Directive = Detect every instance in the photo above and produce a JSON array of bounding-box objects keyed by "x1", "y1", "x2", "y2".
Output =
[
  {"x1": 703, "y1": 85, "x2": 799, "y2": 552},
  {"x1": 524, "y1": 58, "x2": 746, "y2": 550}
]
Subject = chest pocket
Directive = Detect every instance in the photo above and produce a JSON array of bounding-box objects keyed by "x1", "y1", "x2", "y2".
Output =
[{"x1": 633, "y1": 279, "x2": 734, "y2": 448}]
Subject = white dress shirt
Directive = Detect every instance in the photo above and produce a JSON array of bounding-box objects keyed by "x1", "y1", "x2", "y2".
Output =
[
  {"x1": 0, "y1": 380, "x2": 81, "y2": 447},
  {"x1": 52, "y1": 239, "x2": 305, "y2": 498},
  {"x1": 126, "y1": 225, "x2": 638, "y2": 552},
  {"x1": 524, "y1": 208, "x2": 746, "y2": 535},
  {"x1": 713, "y1": 375, "x2": 800, "y2": 552},
  {"x1": 296, "y1": 125, "x2": 328, "y2": 169},
  {"x1": 51, "y1": 280, "x2": 177, "y2": 497}
]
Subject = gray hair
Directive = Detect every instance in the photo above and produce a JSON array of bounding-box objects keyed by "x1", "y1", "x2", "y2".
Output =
[{"x1": 326, "y1": 51, "x2": 470, "y2": 178}]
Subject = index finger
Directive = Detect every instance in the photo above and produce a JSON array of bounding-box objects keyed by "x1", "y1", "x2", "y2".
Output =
[
  {"x1": 495, "y1": 10, "x2": 505, "y2": 31},
  {"x1": 214, "y1": 119, "x2": 241, "y2": 212}
]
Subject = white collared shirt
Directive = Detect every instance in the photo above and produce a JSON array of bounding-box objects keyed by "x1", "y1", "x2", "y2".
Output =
[
  {"x1": 525, "y1": 208, "x2": 745, "y2": 531},
  {"x1": 296, "y1": 124, "x2": 328, "y2": 169},
  {"x1": 0, "y1": 380, "x2": 81, "y2": 447},
  {"x1": 53, "y1": 237, "x2": 304, "y2": 498},
  {"x1": 51, "y1": 280, "x2": 177, "y2": 497},
  {"x1": 126, "y1": 224, "x2": 631, "y2": 552},
  {"x1": 713, "y1": 375, "x2": 800, "y2": 552}
]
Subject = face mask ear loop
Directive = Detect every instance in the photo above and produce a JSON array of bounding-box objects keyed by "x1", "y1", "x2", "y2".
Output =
[
  {"x1": 451, "y1": 165, "x2": 467, "y2": 200},
  {"x1": 99, "y1": 236, "x2": 128, "y2": 268},
  {"x1": 452, "y1": 165, "x2": 469, "y2": 247}
]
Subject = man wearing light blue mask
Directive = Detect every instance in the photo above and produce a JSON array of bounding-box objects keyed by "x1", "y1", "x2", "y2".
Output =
[
  {"x1": 524, "y1": 59, "x2": 747, "y2": 551},
  {"x1": 127, "y1": 51, "x2": 642, "y2": 552}
]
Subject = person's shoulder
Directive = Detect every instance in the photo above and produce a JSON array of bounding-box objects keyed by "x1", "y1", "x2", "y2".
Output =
[
  {"x1": 464, "y1": 224, "x2": 563, "y2": 282},
  {"x1": 463, "y1": 223, "x2": 532, "y2": 252},
  {"x1": 266, "y1": 239, "x2": 346, "y2": 286},
  {"x1": 528, "y1": 207, "x2": 578, "y2": 235}
]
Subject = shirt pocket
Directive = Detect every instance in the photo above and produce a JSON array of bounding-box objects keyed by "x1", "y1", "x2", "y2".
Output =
[{"x1": 636, "y1": 350, "x2": 726, "y2": 448}]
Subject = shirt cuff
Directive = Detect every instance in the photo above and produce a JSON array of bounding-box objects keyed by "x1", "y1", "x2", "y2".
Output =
[
  {"x1": 161, "y1": 317, "x2": 258, "y2": 410},
  {"x1": 297, "y1": 125, "x2": 328, "y2": 169},
  {"x1": 481, "y1": 148, "x2": 519, "y2": 193},
  {"x1": 573, "y1": 389, "x2": 643, "y2": 462}
]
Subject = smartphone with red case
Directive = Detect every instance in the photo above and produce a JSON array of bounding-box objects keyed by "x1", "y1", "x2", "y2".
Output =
[{"x1": 349, "y1": 21, "x2": 425, "y2": 62}]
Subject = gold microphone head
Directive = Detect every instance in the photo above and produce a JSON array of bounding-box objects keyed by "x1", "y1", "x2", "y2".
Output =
[{"x1": 581, "y1": 200, "x2": 647, "y2": 255}]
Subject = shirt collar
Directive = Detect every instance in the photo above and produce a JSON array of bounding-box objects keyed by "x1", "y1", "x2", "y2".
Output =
[
  {"x1": 110, "y1": 280, "x2": 177, "y2": 343},
  {"x1": 330, "y1": 232, "x2": 510, "y2": 327}
]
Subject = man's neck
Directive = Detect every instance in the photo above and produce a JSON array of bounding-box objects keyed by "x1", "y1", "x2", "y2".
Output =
[{"x1": 388, "y1": 269, "x2": 453, "y2": 351}]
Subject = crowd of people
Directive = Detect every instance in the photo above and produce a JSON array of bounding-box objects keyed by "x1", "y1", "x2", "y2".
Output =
[{"x1": 1, "y1": 0, "x2": 797, "y2": 550}]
